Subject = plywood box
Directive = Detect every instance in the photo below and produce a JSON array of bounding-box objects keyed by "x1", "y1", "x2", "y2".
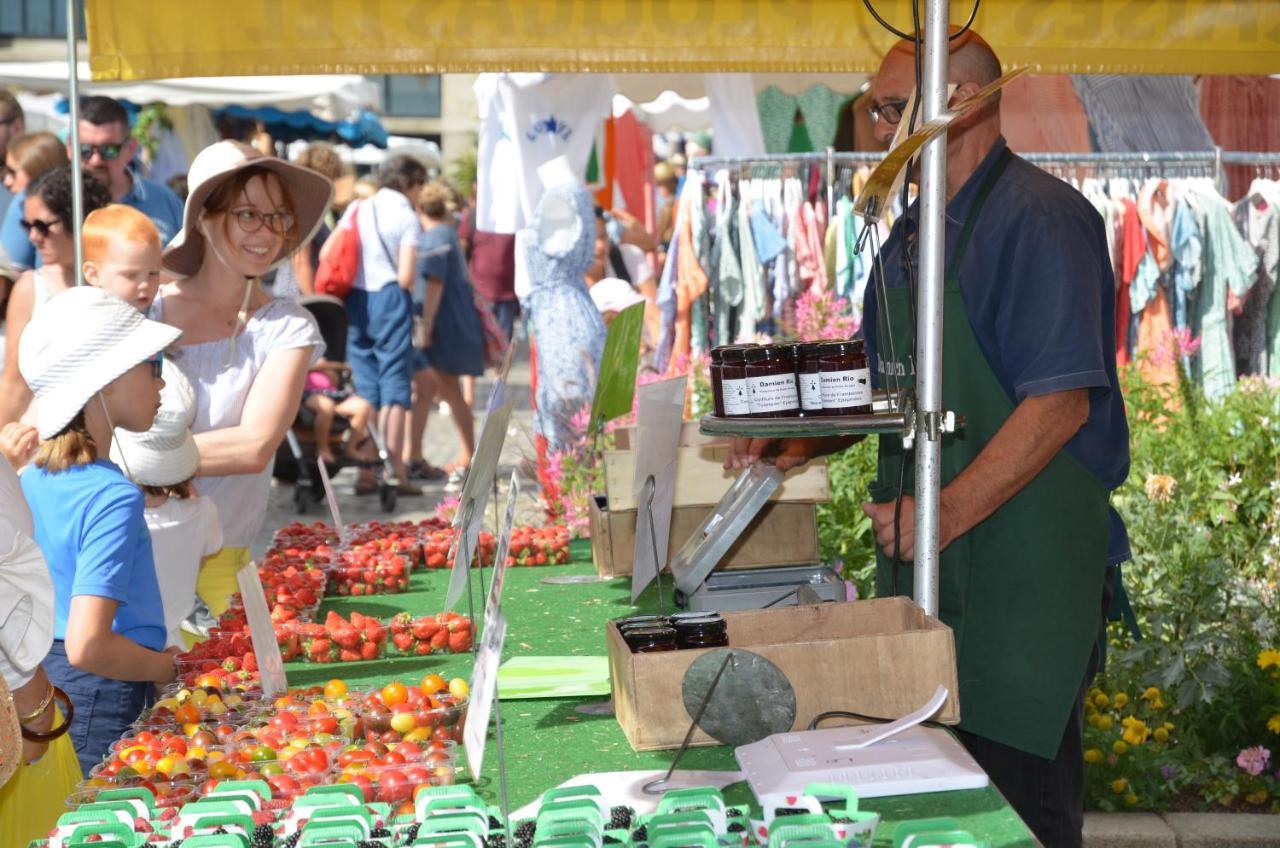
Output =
[
  {"x1": 604, "y1": 423, "x2": 828, "y2": 511},
  {"x1": 589, "y1": 495, "x2": 820, "y2": 577},
  {"x1": 606, "y1": 597, "x2": 960, "y2": 752}
]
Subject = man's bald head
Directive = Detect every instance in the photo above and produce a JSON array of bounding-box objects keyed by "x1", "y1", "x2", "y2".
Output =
[{"x1": 885, "y1": 28, "x2": 1002, "y2": 88}]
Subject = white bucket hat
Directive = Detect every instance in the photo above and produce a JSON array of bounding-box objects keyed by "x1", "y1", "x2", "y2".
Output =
[
  {"x1": 110, "y1": 362, "x2": 198, "y2": 487},
  {"x1": 163, "y1": 140, "x2": 335, "y2": 279},
  {"x1": 18, "y1": 287, "x2": 181, "y2": 440}
]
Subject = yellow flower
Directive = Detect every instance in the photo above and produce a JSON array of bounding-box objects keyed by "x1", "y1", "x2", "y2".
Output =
[
  {"x1": 1097, "y1": 715, "x2": 1114, "y2": 731},
  {"x1": 1259, "y1": 649, "x2": 1280, "y2": 670},
  {"x1": 1113, "y1": 740, "x2": 1129, "y2": 755},
  {"x1": 1084, "y1": 748, "x2": 1104, "y2": 764},
  {"x1": 1144, "y1": 474, "x2": 1177, "y2": 503},
  {"x1": 1122, "y1": 716, "x2": 1150, "y2": 746},
  {"x1": 1124, "y1": 793, "x2": 1139, "y2": 807},
  {"x1": 1151, "y1": 697, "x2": 1166, "y2": 710},
  {"x1": 1113, "y1": 693, "x2": 1129, "y2": 708},
  {"x1": 1088, "y1": 713, "x2": 1103, "y2": 728},
  {"x1": 1162, "y1": 722, "x2": 1174, "y2": 731},
  {"x1": 1111, "y1": 778, "x2": 1128, "y2": 794},
  {"x1": 1094, "y1": 692, "x2": 1111, "y2": 708},
  {"x1": 1153, "y1": 727, "x2": 1170, "y2": 743},
  {"x1": 1140, "y1": 686, "x2": 1161, "y2": 702},
  {"x1": 1267, "y1": 713, "x2": 1280, "y2": 734},
  {"x1": 1244, "y1": 789, "x2": 1269, "y2": 806}
]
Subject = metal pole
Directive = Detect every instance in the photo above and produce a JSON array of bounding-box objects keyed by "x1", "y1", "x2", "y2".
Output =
[
  {"x1": 66, "y1": 0, "x2": 84, "y2": 286},
  {"x1": 912, "y1": 0, "x2": 950, "y2": 617}
]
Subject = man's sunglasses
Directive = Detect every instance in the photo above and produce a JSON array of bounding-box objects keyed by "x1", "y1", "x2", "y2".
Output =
[
  {"x1": 79, "y1": 143, "x2": 125, "y2": 162},
  {"x1": 868, "y1": 99, "x2": 909, "y2": 126},
  {"x1": 20, "y1": 217, "x2": 62, "y2": 237}
]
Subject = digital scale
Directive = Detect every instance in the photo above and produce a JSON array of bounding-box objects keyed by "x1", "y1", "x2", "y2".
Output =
[{"x1": 668, "y1": 464, "x2": 845, "y2": 612}]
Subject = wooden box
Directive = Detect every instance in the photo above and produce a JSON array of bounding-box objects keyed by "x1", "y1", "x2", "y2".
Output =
[
  {"x1": 606, "y1": 597, "x2": 960, "y2": 751},
  {"x1": 603, "y1": 423, "x2": 829, "y2": 511},
  {"x1": 588, "y1": 495, "x2": 820, "y2": 577}
]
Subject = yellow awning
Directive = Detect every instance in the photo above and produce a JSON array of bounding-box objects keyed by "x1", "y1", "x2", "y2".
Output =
[{"x1": 87, "y1": 0, "x2": 1280, "y2": 81}]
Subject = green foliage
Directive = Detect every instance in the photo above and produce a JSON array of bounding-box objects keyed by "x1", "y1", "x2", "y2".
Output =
[
  {"x1": 816, "y1": 438, "x2": 879, "y2": 598},
  {"x1": 132, "y1": 103, "x2": 173, "y2": 164}
]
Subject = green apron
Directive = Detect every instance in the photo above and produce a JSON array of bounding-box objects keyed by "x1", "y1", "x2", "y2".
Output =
[{"x1": 870, "y1": 150, "x2": 1110, "y2": 759}]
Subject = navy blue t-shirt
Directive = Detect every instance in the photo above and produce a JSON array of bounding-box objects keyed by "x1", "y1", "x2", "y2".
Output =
[{"x1": 863, "y1": 136, "x2": 1131, "y2": 564}]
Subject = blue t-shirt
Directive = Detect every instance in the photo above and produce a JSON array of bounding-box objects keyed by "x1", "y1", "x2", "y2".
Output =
[
  {"x1": 414, "y1": 225, "x2": 485, "y2": 377},
  {"x1": 863, "y1": 136, "x2": 1131, "y2": 565},
  {"x1": 0, "y1": 188, "x2": 38, "y2": 272},
  {"x1": 21, "y1": 459, "x2": 167, "y2": 650},
  {"x1": 120, "y1": 174, "x2": 184, "y2": 247}
]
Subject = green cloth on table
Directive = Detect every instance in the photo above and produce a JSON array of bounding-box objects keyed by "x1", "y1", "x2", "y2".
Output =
[{"x1": 291, "y1": 539, "x2": 1035, "y2": 847}]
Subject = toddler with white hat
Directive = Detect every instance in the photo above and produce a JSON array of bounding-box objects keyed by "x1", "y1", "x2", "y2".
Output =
[
  {"x1": 111, "y1": 365, "x2": 223, "y2": 649},
  {"x1": 17, "y1": 286, "x2": 182, "y2": 775}
]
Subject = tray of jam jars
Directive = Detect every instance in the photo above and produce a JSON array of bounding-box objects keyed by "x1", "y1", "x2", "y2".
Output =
[
  {"x1": 614, "y1": 611, "x2": 730, "y2": 653},
  {"x1": 701, "y1": 340, "x2": 915, "y2": 438}
]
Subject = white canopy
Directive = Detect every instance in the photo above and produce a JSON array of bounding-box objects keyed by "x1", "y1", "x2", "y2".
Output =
[
  {"x1": 0, "y1": 61, "x2": 380, "y2": 121},
  {"x1": 611, "y1": 73, "x2": 867, "y2": 103}
]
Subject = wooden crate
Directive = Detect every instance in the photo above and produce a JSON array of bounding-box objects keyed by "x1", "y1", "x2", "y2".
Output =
[
  {"x1": 588, "y1": 495, "x2": 820, "y2": 577},
  {"x1": 603, "y1": 423, "x2": 829, "y2": 511},
  {"x1": 607, "y1": 597, "x2": 961, "y2": 751}
]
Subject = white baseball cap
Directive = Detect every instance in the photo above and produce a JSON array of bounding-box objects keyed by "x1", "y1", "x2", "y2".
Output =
[
  {"x1": 19, "y1": 287, "x2": 181, "y2": 440},
  {"x1": 110, "y1": 362, "x2": 199, "y2": 487}
]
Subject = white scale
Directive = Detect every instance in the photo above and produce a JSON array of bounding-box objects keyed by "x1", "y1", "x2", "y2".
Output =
[{"x1": 735, "y1": 686, "x2": 989, "y2": 799}]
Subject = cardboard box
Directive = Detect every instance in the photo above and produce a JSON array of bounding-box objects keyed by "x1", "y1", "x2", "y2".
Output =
[
  {"x1": 604, "y1": 423, "x2": 829, "y2": 511},
  {"x1": 589, "y1": 495, "x2": 820, "y2": 577},
  {"x1": 606, "y1": 598, "x2": 960, "y2": 751}
]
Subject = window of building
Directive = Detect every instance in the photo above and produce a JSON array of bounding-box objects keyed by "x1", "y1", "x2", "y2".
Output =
[
  {"x1": 374, "y1": 75, "x2": 443, "y2": 119},
  {"x1": 0, "y1": 0, "x2": 86, "y2": 38}
]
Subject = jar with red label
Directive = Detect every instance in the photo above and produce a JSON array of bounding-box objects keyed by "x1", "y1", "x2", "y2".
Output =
[
  {"x1": 719, "y1": 346, "x2": 752, "y2": 418},
  {"x1": 817, "y1": 340, "x2": 872, "y2": 415},
  {"x1": 745, "y1": 345, "x2": 800, "y2": 418}
]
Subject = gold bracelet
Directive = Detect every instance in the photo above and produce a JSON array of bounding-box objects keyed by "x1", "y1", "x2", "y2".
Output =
[{"x1": 17, "y1": 681, "x2": 54, "y2": 724}]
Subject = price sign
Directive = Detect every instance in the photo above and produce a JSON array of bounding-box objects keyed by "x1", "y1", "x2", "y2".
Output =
[
  {"x1": 235, "y1": 562, "x2": 287, "y2": 696},
  {"x1": 485, "y1": 471, "x2": 520, "y2": 616},
  {"x1": 463, "y1": 608, "x2": 507, "y2": 781}
]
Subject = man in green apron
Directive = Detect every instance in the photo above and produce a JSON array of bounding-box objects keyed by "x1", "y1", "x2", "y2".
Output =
[{"x1": 732, "y1": 31, "x2": 1129, "y2": 847}]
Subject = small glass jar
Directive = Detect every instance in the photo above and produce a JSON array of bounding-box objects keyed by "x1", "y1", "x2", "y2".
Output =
[
  {"x1": 793, "y1": 342, "x2": 826, "y2": 415},
  {"x1": 817, "y1": 340, "x2": 872, "y2": 415},
  {"x1": 709, "y1": 347, "x2": 726, "y2": 417},
  {"x1": 671, "y1": 612, "x2": 729, "y2": 650},
  {"x1": 616, "y1": 614, "x2": 668, "y2": 636},
  {"x1": 624, "y1": 624, "x2": 678, "y2": 653},
  {"x1": 744, "y1": 345, "x2": 800, "y2": 418},
  {"x1": 719, "y1": 346, "x2": 751, "y2": 418}
]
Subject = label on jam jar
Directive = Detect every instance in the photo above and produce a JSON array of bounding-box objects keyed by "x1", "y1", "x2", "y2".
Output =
[
  {"x1": 799, "y1": 373, "x2": 823, "y2": 411},
  {"x1": 820, "y1": 368, "x2": 873, "y2": 408},
  {"x1": 748, "y1": 374, "x2": 800, "y2": 413},
  {"x1": 722, "y1": 378, "x2": 751, "y2": 416}
]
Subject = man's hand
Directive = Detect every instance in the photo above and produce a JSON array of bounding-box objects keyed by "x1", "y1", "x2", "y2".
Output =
[
  {"x1": 153, "y1": 646, "x2": 182, "y2": 685},
  {"x1": 0, "y1": 422, "x2": 38, "y2": 468},
  {"x1": 725, "y1": 436, "x2": 857, "y2": 472},
  {"x1": 861, "y1": 494, "x2": 961, "y2": 561}
]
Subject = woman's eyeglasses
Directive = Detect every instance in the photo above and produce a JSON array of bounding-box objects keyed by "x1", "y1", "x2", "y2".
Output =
[
  {"x1": 868, "y1": 99, "x2": 909, "y2": 126},
  {"x1": 79, "y1": 143, "x2": 125, "y2": 162},
  {"x1": 230, "y1": 208, "x2": 296, "y2": 236},
  {"x1": 20, "y1": 217, "x2": 62, "y2": 237},
  {"x1": 147, "y1": 352, "x2": 163, "y2": 379}
]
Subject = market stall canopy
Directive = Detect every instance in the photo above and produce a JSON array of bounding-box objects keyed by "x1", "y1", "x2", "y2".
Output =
[
  {"x1": 215, "y1": 105, "x2": 389, "y2": 148},
  {"x1": 0, "y1": 61, "x2": 379, "y2": 120},
  {"x1": 85, "y1": 0, "x2": 1280, "y2": 79}
]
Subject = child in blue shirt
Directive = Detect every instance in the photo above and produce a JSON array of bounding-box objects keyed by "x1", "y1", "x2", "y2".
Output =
[{"x1": 17, "y1": 286, "x2": 182, "y2": 775}]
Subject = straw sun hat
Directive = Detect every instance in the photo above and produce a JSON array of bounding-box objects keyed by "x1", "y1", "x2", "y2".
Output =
[
  {"x1": 162, "y1": 140, "x2": 335, "y2": 279},
  {"x1": 110, "y1": 363, "x2": 198, "y2": 487},
  {"x1": 18, "y1": 287, "x2": 181, "y2": 440}
]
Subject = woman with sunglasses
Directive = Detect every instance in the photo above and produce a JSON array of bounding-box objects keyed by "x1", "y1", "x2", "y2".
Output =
[
  {"x1": 18, "y1": 286, "x2": 182, "y2": 776},
  {"x1": 0, "y1": 166, "x2": 110, "y2": 430},
  {"x1": 150, "y1": 141, "x2": 331, "y2": 616},
  {"x1": 0, "y1": 131, "x2": 69, "y2": 274}
]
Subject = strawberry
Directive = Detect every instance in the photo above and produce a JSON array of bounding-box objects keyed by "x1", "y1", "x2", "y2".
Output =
[
  {"x1": 411, "y1": 618, "x2": 439, "y2": 641},
  {"x1": 430, "y1": 629, "x2": 448, "y2": 651},
  {"x1": 330, "y1": 625, "x2": 360, "y2": 650},
  {"x1": 307, "y1": 638, "x2": 332, "y2": 660},
  {"x1": 339, "y1": 648, "x2": 361, "y2": 662},
  {"x1": 448, "y1": 630, "x2": 472, "y2": 653},
  {"x1": 360, "y1": 640, "x2": 380, "y2": 661},
  {"x1": 242, "y1": 652, "x2": 258, "y2": 673},
  {"x1": 392, "y1": 632, "x2": 414, "y2": 653},
  {"x1": 414, "y1": 640, "x2": 433, "y2": 656},
  {"x1": 324, "y1": 611, "x2": 344, "y2": 629},
  {"x1": 390, "y1": 612, "x2": 412, "y2": 633},
  {"x1": 222, "y1": 657, "x2": 240, "y2": 672}
]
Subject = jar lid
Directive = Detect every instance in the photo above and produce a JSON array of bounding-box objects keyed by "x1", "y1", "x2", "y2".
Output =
[
  {"x1": 720, "y1": 346, "x2": 749, "y2": 364},
  {"x1": 745, "y1": 345, "x2": 788, "y2": 363},
  {"x1": 816, "y1": 339, "x2": 866, "y2": 357},
  {"x1": 617, "y1": 615, "x2": 668, "y2": 631},
  {"x1": 709, "y1": 347, "x2": 726, "y2": 364},
  {"x1": 670, "y1": 611, "x2": 723, "y2": 623},
  {"x1": 623, "y1": 624, "x2": 677, "y2": 639}
]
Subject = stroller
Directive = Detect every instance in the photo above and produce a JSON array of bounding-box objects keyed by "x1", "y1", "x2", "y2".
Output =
[{"x1": 279, "y1": 295, "x2": 399, "y2": 513}]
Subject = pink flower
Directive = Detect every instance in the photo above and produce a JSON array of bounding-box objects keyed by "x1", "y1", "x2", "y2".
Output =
[
  {"x1": 1147, "y1": 327, "x2": 1202, "y2": 371},
  {"x1": 433, "y1": 495, "x2": 461, "y2": 524},
  {"x1": 786, "y1": 286, "x2": 858, "y2": 341},
  {"x1": 1237, "y1": 746, "x2": 1271, "y2": 776}
]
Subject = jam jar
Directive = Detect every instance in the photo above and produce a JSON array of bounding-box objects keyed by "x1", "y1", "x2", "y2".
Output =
[
  {"x1": 709, "y1": 347, "x2": 727, "y2": 417},
  {"x1": 624, "y1": 624, "x2": 678, "y2": 653},
  {"x1": 719, "y1": 346, "x2": 751, "y2": 418},
  {"x1": 616, "y1": 614, "x2": 668, "y2": 636},
  {"x1": 744, "y1": 345, "x2": 800, "y2": 418},
  {"x1": 670, "y1": 612, "x2": 729, "y2": 650},
  {"x1": 817, "y1": 340, "x2": 872, "y2": 415},
  {"x1": 792, "y1": 342, "x2": 825, "y2": 415}
]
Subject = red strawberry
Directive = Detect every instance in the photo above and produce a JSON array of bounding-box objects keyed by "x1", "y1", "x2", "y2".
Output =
[
  {"x1": 222, "y1": 657, "x2": 240, "y2": 672},
  {"x1": 242, "y1": 652, "x2": 258, "y2": 673},
  {"x1": 307, "y1": 638, "x2": 332, "y2": 660},
  {"x1": 411, "y1": 618, "x2": 440, "y2": 641},
  {"x1": 414, "y1": 640, "x2": 433, "y2": 656},
  {"x1": 390, "y1": 612, "x2": 412, "y2": 633},
  {"x1": 392, "y1": 632, "x2": 414, "y2": 653},
  {"x1": 360, "y1": 640, "x2": 380, "y2": 661},
  {"x1": 430, "y1": 629, "x2": 448, "y2": 650},
  {"x1": 448, "y1": 630, "x2": 472, "y2": 653},
  {"x1": 325, "y1": 611, "x2": 344, "y2": 629},
  {"x1": 339, "y1": 648, "x2": 361, "y2": 662},
  {"x1": 330, "y1": 625, "x2": 360, "y2": 650}
]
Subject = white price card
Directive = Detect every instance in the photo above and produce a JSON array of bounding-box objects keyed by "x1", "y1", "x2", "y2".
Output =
[
  {"x1": 485, "y1": 472, "x2": 520, "y2": 618},
  {"x1": 316, "y1": 455, "x2": 347, "y2": 543},
  {"x1": 235, "y1": 562, "x2": 287, "y2": 696},
  {"x1": 630, "y1": 375, "x2": 686, "y2": 602},
  {"x1": 463, "y1": 608, "x2": 507, "y2": 781}
]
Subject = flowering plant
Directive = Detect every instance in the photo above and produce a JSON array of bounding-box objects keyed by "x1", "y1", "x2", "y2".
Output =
[{"x1": 785, "y1": 285, "x2": 859, "y2": 341}]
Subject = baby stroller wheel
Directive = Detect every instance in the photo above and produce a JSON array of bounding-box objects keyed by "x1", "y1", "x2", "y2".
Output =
[
  {"x1": 379, "y1": 481, "x2": 397, "y2": 513},
  {"x1": 293, "y1": 484, "x2": 309, "y2": 514}
]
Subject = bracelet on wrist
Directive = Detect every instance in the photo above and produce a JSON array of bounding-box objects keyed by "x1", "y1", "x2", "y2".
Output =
[
  {"x1": 20, "y1": 686, "x2": 73, "y2": 743},
  {"x1": 17, "y1": 682, "x2": 54, "y2": 724}
]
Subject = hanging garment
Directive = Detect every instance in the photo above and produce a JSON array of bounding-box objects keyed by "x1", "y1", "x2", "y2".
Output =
[
  {"x1": 704, "y1": 74, "x2": 767, "y2": 157},
  {"x1": 671, "y1": 179, "x2": 711, "y2": 374},
  {"x1": 737, "y1": 191, "x2": 766, "y2": 341},
  {"x1": 1234, "y1": 187, "x2": 1280, "y2": 375},
  {"x1": 1187, "y1": 185, "x2": 1261, "y2": 400},
  {"x1": 794, "y1": 198, "x2": 829, "y2": 291},
  {"x1": 796, "y1": 85, "x2": 846, "y2": 151},
  {"x1": 1169, "y1": 196, "x2": 1203, "y2": 331},
  {"x1": 756, "y1": 86, "x2": 798, "y2": 154},
  {"x1": 1072, "y1": 76, "x2": 1216, "y2": 152},
  {"x1": 1116, "y1": 199, "x2": 1146, "y2": 365},
  {"x1": 712, "y1": 174, "x2": 743, "y2": 346},
  {"x1": 999, "y1": 74, "x2": 1092, "y2": 154},
  {"x1": 1138, "y1": 179, "x2": 1175, "y2": 272}
]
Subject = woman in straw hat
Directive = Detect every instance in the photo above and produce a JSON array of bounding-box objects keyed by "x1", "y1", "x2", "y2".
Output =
[
  {"x1": 18, "y1": 286, "x2": 182, "y2": 776},
  {"x1": 150, "y1": 140, "x2": 330, "y2": 616}
]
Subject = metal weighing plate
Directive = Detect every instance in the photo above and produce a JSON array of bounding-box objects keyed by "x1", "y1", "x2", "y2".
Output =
[
  {"x1": 699, "y1": 411, "x2": 910, "y2": 440},
  {"x1": 681, "y1": 565, "x2": 846, "y2": 613},
  {"x1": 668, "y1": 463, "x2": 784, "y2": 596},
  {"x1": 681, "y1": 648, "x2": 796, "y2": 748}
]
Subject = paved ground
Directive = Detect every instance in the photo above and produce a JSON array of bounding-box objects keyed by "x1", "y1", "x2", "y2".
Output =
[{"x1": 253, "y1": 340, "x2": 545, "y2": 556}]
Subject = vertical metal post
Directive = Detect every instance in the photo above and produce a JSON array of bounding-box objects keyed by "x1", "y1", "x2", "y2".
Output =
[
  {"x1": 66, "y1": 0, "x2": 84, "y2": 286},
  {"x1": 912, "y1": 0, "x2": 950, "y2": 617}
]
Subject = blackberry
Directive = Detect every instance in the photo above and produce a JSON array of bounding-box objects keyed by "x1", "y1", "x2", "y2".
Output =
[
  {"x1": 214, "y1": 827, "x2": 230, "y2": 834},
  {"x1": 489, "y1": 816, "x2": 504, "y2": 830},
  {"x1": 371, "y1": 828, "x2": 392, "y2": 838},
  {"x1": 486, "y1": 834, "x2": 507, "y2": 848},
  {"x1": 603, "y1": 836, "x2": 622, "y2": 844},
  {"x1": 608, "y1": 806, "x2": 633, "y2": 830},
  {"x1": 403, "y1": 824, "x2": 422, "y2": 843},
  {"x1": 775, "y1": 808, "x2": 806, "y2": 817},
  {"x1": 727, "y1": 809, "x2": 745, "y2": 818},
  {"x1": 831, "y1": 817, "x2": 852, "y2": 824},
  {"x1": 632, "y1": 825, "x2": 648, "y2": 842},
  {"x1": 514, "y1": 821, "x2": 536, "y2": 840},
  {"x1": 253, "y1": 823, "x2": 275, "y2": 847},
  {"x1": 515, "y1": 838, "x2": 533, "y2": 848},
  {"x1": 728, "y1": 823, "x2": 746, "y2": 833},
  {"x1": 281, "y1": 834, "x2": 301, "y2": 848}
]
